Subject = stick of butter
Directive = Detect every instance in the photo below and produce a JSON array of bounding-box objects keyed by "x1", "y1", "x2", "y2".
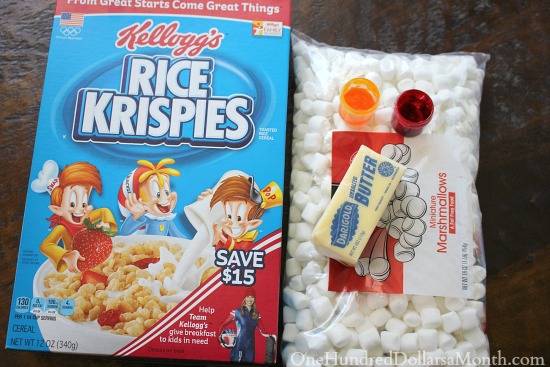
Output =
[{"x1": 311, "y1": 145, "x2": 405, "y2": 266}]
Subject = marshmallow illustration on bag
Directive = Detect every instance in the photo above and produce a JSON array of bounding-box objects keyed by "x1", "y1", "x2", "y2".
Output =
[{"x1": 355, "y1": 144, "x2": 427, "y2": 281}]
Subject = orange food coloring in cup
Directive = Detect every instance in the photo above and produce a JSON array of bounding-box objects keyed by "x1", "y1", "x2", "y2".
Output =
[
  {"x1": 343, "y1": 87, "x2": 376, "y2": 111},
  {"x1": 338, "y1": 78, "x2": 380, "y2": 126}
]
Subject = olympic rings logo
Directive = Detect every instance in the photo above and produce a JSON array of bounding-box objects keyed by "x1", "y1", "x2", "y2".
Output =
[{"x1": 60, "y1": 27, "x2": 81, "y2": 37}]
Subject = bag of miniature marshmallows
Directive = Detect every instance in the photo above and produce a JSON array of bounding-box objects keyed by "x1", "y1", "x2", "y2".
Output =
[{"x1": 282, "y1": 30, "x2": 490, "y2": 366}]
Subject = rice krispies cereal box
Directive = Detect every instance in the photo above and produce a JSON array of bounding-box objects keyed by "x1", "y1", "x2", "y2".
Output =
[{"x1": 6, "y1": 1, "x2": 291, "y2": 364}]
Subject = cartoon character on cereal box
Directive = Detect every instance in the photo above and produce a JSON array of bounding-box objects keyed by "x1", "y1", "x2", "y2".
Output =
[
  {"x1": 118, "y1": 158, "x2": 186, "y2": 238},
  {"x1": 208, "y1": 175, "x2": 282, "y2": 251},
  {"x1": 31, "y1": 160, "x2": 118, "y2": 273}
]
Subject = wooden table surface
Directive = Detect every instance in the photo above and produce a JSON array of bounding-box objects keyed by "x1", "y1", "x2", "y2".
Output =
[{"x1": 1, "y1": 1, "x2": 549, "y2": 366}]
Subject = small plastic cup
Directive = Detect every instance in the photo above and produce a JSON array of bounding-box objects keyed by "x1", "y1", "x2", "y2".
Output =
[
  {"x1": 391, "y1": 89, "x2": 434, "y2": 137},
  {"x1": 338, "y1": 78, "x2": 380, "y2": 126}
]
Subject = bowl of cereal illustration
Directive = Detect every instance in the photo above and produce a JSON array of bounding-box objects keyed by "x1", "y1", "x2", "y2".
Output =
[{"x1": 33, "y1": 235, "x2": 216, "y2": 354}]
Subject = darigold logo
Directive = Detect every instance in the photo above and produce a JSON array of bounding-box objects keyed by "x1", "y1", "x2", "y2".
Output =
[{"x1": 330, "y1": 201, "x2": 359, "y2": 248}]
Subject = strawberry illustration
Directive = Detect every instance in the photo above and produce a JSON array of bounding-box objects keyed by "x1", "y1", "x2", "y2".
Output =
[
  {"x1": 81, "y1": 270, "x2": 108, "y2": 286},
  {"x1": 132, "y1": 257, "x2": 160, "y2": 269},
  {"x1": 97, "y1": 309, "x2": 123, "y2": 327},
  {"x1": 72, "y1": 218, "x2": 116, "y2": 271}
]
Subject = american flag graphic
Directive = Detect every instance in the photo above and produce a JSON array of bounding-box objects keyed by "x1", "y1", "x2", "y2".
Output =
[{"x1": 60, "y1": 12, "x2": 84, "y2": 27}]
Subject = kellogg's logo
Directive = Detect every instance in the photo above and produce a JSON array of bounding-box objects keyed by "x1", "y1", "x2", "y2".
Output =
[{"x1": 116, "y1": 20, "x2": 224, "y2": 57}]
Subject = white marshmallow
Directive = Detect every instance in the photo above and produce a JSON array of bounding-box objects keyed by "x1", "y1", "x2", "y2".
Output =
[
  {"x1": 303, "y1": 81, "x2": 322, "y2": 100},
  {"x1": 290, "y1": 170, "x2": 312, "y2": 192},
  {"x1": 294, "y1": 240, "x2": 316, "y2": 261},
  {"x1": 417, "y1": 328, "x2": 438, "y2": 351},
  {"x1": 294, "y1": 92, "x2": 306, "y2": 108},
  {"x1": 292, "y1": 191, "x2": 310, "y2": 210},
  {"x1": 281, "y1": 344, "x2": 298, "y2": 363},
  {"x1": 372, "y1": 124, "x2": 390, "y2": 133},
  {"x1": 365, "y1": 72, "x2": 382, "y2": 89},
  {"x1": 358, "y1": 327, "x2": 381, "y2": 350},
  {"x1": 344, "y1": 349, "x2": 367, "y2": 365},
  {"x1": 311, "y1": 101, "x2": 332, "y2": 117},
  {"x1": 385, "y1": 318, "x2": 408, "y2": 336},
  {"x1": 340, "y1": 310, "x2": 365, "y2": 328},
  {"x1": 312, "y1": 152, "x2": 330, "y2": 175},
  {"x1": 420, "y1": 307, "x2": 442, "y2": 329},
  {"x1": 366, "y1": 293, "x2": 389, "y2": 309},
  {"x1": 282, "y1": 323, "x2": 299, "y2": 342},
  {"x1": 286, "y1": 238, "x2": 300, "y2": 258},
  {"x1": 456, "y1": 341, "x2": 476, "y2": 356},
  {"x1": 374, "y1": 357, "x2": 394, "y2": 367},
  {"x1": 300, "y1": 98, "x2": 315, "y2": 115},
  {"x1": 432, "y1": 73, "x2": 454, "y2": 91},
  {"x1": 283, "y1": 306, "x2": 297, "y2": 323},
  {"x1": 441, "y1": 311, "x2": 461, "y2": 333},
  {"x1": 388, "y1": 294, "x2": 409, "y2": 316},
  {"x1": 307, "y1": 334, "x2": 331, "y2": 357},
  {"x1": 381, "y1": 331, "x2": 401, "y2": 352},
  {"x1": 283, "y1": 287, "x2": 310, "y2": 310},
  {"x1": 326, "y1": 323, "x2": 352, "y2": 348},
  {"x1": 374, "y1": 107, "x2": 393, "y2": 126},
  {"x1": 458, "y1": 307, "x2": 480, "y2": 330},
  {"x1": 444, "y1": 297, "x2": 466, "y2": 312},
  {"x1": 403, "y1": 310, "x2": 421, "y2": 328},
  {"x1": 424, "y1": 348, "x2": 445, "y2": 361},
  {"x1": 293, "y1": 109, "x2": 309, "y2": 126},
  {"x1": 437, "y1": 331, "x2": 457, "y2": 351},
  {"x1": 400, "y1": 333, "x2": 419, "y2": 353},
  {"x1": 381, "y1": 87, "x2": 400, "y2": 107},
  {"x1": 370, "y1": 307, "x2": 392, "y2": 327},
  {"x1": 444, "y1": 106, "x2": 466, "y2": 126},
  {"x1": 308, "y1": 115, "x2": 331, "y2": 134},
  {"x1": 303, "y1": 132, "x2": 323, "y2": 153},
  {"x1": 305, "y1": 284, "x2": 322, "y2": 299},
  {"x1": 397, "y1": 77, "x2": 415, "y2": 93},
  {"x1": 289, "y1": 275, "x2": 306, "y2": 292},
  {"x1": 412, "y1": 64, "x2": 432, "y2": 81},
  {"x1": 307, "y1": 185, "x2": 323, "y2": 203},
  {"x1": 295, "y1": 308, "x2": 314, "y2": 331},
  {"x1": 302, "y1": 261, "x2": 323, "y2": 285},
  {"x1": 472, "y1": 282, "x2": 486, "y2": 300},
  {"x1": 310, "y1": 295, "x2": 332, "y2": 325},
  {"x1": 301, "y1": 201, "x2": 324, "y2": 225},
  {"x1": 414, "y1": 80, "x2": 434, "y2": 95},
  {"x1": 461, "y1": 327, "x2": 487, "y2": 348},
  {"x1": 411, "y1": 295, "x2": 437, "y2": 311},
  {"x1": 466, "y1": 300, "x2": 485, "y2": 319},
  {"x1": 379, "y1": 56, "x2": 396, "y2": 81},
  {"x1": 353, "y1": 316, "x2": 375, "y2": 334},
  {"x1": 285, "y1": 258, "x2": 302, "y2": 278}
]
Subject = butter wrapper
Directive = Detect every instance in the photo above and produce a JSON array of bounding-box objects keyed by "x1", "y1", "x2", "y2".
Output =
[{"x1": 312, "y1": 145, "x2": 405, "y2": 266}]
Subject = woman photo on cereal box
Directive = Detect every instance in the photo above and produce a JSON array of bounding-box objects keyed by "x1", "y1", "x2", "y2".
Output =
[{"x1": 217, "y1": 287, "x2": 275, "y2": 363}]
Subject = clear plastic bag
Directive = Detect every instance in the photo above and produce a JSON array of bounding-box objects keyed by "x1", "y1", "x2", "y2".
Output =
[{"x1": 282, "y1": 30, "x2": 490, "y2": 366}]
